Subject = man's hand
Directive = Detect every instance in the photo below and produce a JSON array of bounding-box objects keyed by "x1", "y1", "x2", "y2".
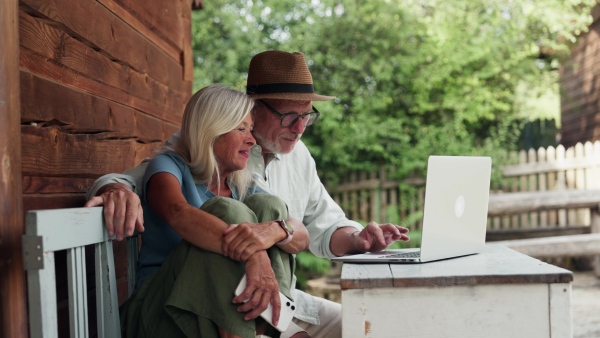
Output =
[
  {"x1": 221, "y1": 221, "x2": 283, "y2": 261},
  {"x1": 353, "y1": 222, "x2": 410, "y2": 253},
  {"x1": 232, "y1": 251, "x2": 281, "y2": 326},
  {"x1": 84, "y1": 183, "x2": 144, "y2": 240}
]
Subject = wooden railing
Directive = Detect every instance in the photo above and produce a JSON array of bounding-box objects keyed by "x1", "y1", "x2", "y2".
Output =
[{"x1": 326, "y1": 141, "x2": 600, "y2": 233}]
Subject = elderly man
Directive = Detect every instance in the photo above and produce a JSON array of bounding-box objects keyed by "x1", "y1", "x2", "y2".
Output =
[{"x1": 86, "y1": 50, "x2": 409, "y2": 338}]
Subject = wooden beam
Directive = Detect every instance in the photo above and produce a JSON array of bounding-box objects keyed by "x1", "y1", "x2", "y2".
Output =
[
  {"x1": 0, "y1": 0, "x2": 27, "y2": 336},
  {"x1": 487, "y1": 189, "x2": 600, "y2": 217},
  {"x1": 21, "y1": 125, "x2": 161, "y2": 177},
  {"x1": 486, "y1": 225, "x2": 591, "y2": 242},
  {"x1": 503, "y1": 157, "x2": 600, "y2": 177},
  {"x1": 493, "y1": 234, "x2": 600, "y2": 258}
]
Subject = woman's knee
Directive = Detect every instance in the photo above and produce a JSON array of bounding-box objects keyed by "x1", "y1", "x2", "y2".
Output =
[
  {"x1": 244, "y1": 193, "x2": 288, "y2": 221},
  {"x1": 200, "y1": 196, "x2": 257, "y2": 224}
]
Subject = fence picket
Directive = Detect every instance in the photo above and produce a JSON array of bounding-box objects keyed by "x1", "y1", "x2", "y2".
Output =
[{"x1": 325, "y1": 142, "x2": 600, "y2": 235}]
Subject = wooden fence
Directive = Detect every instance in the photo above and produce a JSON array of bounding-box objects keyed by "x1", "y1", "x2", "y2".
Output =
[{"x1": 326, "y1": 141, "x2": 600, "y2": 232}]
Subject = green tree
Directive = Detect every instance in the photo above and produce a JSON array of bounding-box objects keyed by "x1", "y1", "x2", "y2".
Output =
[{"x1": 191, "y1": 0, "x2": 597, "y2": 183}]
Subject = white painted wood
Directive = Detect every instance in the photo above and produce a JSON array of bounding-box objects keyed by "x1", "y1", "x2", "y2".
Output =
[
  {"x1": 67, "y1": 246, "x2": 89, "y2": 338},
  {"x1": 340, "y1": 264, "x2": 392, "y2": 290},
  {"x1": 549, "y1": 283, "x2": 572, "y2": 338},
  {"x1": 395, "y1": 244, "x2": 564, "y2": 281},
  {"x1": 126, "y1": 236, "x2": 138, "y2": 297},
  {"x1": 96, "y1": 240, "x2": 121, "y2": 338},
  {"x1": 341, "y1": 289, "x2": 366, "y2": 338},
  {"x1": 340, "y1": 246, "x2": 573, "y2": 338},
  {"x1": 26, "y1": 207, "x2": 108, "y2": 251},
  {"x1": 343, "y1": 284, "x2": 550, "y2": 338},
  {"x1": 27, "y1": 252, "x2": 58, "y2": 338},
  {"x1": 503, "y1": 153, "x2": 600, "y2": 177},
  {"x1": 24, "y1": 207, "x2": 128, "y2": 338}
]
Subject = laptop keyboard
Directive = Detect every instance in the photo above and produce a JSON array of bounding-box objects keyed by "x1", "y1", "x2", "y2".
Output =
[{"x1": 380, "y1": 251, "x2": 421, "y2": 259}]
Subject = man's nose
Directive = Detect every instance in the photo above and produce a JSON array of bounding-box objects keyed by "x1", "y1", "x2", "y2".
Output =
[{"x1": 289, "y1": 118, "x2": 307, "y2": 134}]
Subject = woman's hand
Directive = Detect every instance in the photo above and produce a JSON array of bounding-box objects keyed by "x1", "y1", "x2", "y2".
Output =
[
  {"x1": 231, "y1": 251, "x2": 282, "y2": 326},
  {"x1": 221, "y1": 221, "x2": 281, "y2": 261}
]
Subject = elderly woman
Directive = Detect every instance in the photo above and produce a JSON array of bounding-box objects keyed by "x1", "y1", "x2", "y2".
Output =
[{"x1": 120, "y1": 84, "x2": 308, "y2": 338}]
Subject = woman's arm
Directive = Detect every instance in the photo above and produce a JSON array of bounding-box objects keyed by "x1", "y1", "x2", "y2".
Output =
[
  {"x1": 147, "y1": 172, "x2": 229, "y2": 253},
  {"x1": 148, "y1": 172, "x2": 282, "y2": 321},
  {"x1": 221, "y1": 216, "x2": 309, "y2": 261}
]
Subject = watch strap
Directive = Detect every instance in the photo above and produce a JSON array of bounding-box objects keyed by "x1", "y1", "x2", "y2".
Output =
[{"x1": 275, "y1": 220, "x2": 293, "y2": 245}]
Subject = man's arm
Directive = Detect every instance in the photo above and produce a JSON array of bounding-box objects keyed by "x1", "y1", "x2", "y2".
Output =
[
  {"x1": 84, "y1": 183, "x2": 144, "y2": 240},
  {"x1": 84, "y1": 162, "x2": 149, "y2": 240}
]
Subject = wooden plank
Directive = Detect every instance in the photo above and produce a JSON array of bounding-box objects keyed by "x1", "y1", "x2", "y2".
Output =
[
  {"x1": 21, "y1": 125, "x2": 161, "y2": 177},
  {"x1": 26, "y1": 207, "x2": 107, "y2": 251},
  {"x1": 538, "y1": 147, "x2": 548, "y2": 227},
  {"x1": 20, "y1": 49, "x2": 184, "y2": 125},
  {"x1": 23, "y1": 194, "x2": 87, "y2": 212},
  {"x1": 341, "y1": 289, "x2": 366, "y2": 337},
  {"x1": 494, "y1": 234, "x2": 600, "y2": 258},
  {"x1": 23, "y1": 176, "x2": 97, "y2": 194},
  {"x1": 26, "y1": 252, "x2": 58, "y2": 337},
  {"x1": 342, "y1": 284, "x2": 551, "y2": 338},
  {"x1": 19, "y1": 72, "x2": 178, "y2": 142},
  {"x1": 0, "y1": 0, "x2": 28, "y2": 335},
  {"x1": 181, "y1": 3, "x2": 194, "y2": 83},
  {"x1": 528, "y1": 148, "x2": 539, "y2": 228},
  {"x1": 487, "y1": 190, "x2": 600, "y2": 216},
  {"x1": 67, "y1": 246, "x2": 89, "y2": 337},
  {"x1": 95, "y1": 239, "x2": 121, "y2": 337},
  {"x1": 20, "y1": 58, "x2": 183, "y2": 128},
  {"x1": 18, "y1": 11, "x2": 188, "y2": 121},
  {"x1": 340, "y1": 264, "x2": 393, "y2": 290},
  {"x1": 20, "y1": 0, "x2": 185, "y2": 92},
  {"x1": 340, "y1": 246, "x2": 572, "y2": 290},
  {"x1": 486, "y1": 226, "x2": 590, "y2": 241},
  {"x1": 549, "y1": 283, "x2": 572, "y2": 337},
  {"x1": 97, "y1": 0, "x2": 183, "y2": 61},
  {"x1": 503, "y1": 154, "x2": 600, "y2": 177}
]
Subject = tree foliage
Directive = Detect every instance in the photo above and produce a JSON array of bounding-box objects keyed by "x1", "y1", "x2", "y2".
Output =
[{"x1": 191, "y1": 0, "x2": 597, "y2": 184}]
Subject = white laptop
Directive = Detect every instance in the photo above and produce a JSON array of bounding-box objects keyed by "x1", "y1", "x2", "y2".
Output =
[{"x1": 332, "y1": 155, "x2": 492, "y2": 264}]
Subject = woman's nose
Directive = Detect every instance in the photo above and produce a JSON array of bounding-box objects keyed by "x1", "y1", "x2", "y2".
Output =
[{"x1": 246, "y1": 133, "x2": 256, "y2": 146}]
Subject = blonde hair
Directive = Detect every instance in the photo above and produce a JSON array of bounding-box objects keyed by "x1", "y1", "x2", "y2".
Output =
[{"x1": 163, "y1": 84, "x2": 255, "y2": 199}]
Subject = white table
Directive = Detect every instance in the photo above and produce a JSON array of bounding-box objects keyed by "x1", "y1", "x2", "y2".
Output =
[{"x1": 340, "y1": 245, "x2": 573, "y2": 338}]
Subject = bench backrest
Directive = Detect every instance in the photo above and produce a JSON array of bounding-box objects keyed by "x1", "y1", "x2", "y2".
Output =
[{"x1": 22, "y1": 207, "x2": 138, "y2": 338}]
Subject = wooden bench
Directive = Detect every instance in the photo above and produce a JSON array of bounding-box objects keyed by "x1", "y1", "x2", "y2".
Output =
[
  {"x1": 487, "y1": 189, "x2": 600, "y2": 276},
  {"x1": 22, "y1": 207, "x2": 138, "y2": 338}
]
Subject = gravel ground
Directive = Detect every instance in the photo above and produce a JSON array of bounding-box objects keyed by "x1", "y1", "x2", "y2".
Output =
[{"x1": 572, "y1": 271, "x2": 600, "y2": 338}]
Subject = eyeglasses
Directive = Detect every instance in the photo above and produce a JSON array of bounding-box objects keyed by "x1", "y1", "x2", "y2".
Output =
[{"x1": 259, "y1": 100, "x2": 321, "y2": 128}]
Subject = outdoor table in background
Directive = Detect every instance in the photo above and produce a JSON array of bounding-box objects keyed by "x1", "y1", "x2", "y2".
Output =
[{"x1": 339, "y1": 245, "x2": 573, "y2": 338}]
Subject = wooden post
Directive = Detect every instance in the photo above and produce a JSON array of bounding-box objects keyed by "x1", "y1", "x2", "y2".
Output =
[
  {"x1": 0, "y1": 0, "x2": 27, "y2": 336},
  {"x1": 591, "y1": 207, "x2": 600, "y2": 277}
]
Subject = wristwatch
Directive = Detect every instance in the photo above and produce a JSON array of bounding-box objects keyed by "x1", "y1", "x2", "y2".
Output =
[{"x1": 275, "y1": 219, "x2": 294, "y2": 245}]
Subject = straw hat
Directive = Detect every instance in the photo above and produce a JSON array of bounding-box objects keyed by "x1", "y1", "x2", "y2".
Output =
[{"x1": 246, "y1": 50, "x2": 335, "y2": 101}]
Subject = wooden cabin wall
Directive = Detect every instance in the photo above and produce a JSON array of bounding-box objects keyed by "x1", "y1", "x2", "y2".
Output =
[
  {"x1": 1, "y1": 1, "x2": 28, "y2": 337},
  {"x1": 17, "y1": 0, "x2": 193, "y2": 335},
  {"x1": 560, "y1": 6, "x2": 600, "y2": 147}
]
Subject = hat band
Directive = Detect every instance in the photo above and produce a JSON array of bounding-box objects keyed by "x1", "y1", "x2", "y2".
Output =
[{"x1": 247, "y1": 83, "x2": 315, "y2": 95}]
